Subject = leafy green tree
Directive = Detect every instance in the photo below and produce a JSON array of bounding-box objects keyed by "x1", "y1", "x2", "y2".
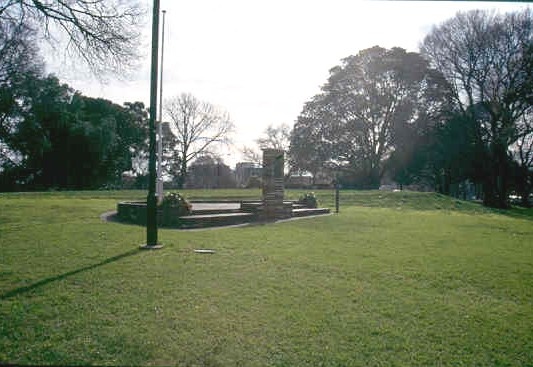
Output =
[
  {"x1": 124, "y1": 101, "x2": 149, "y2": 180},
  {"x1": 160, "y1": 121, "x2": 182, "y2": 185},
  {"x1": 427, "y1": 110, "x2": 486, "y2": 195},
  {"x1": 69, "y1": 97, "x2": 148, "y2": 188},
  {"x1": 0, "y1": 0, "x2": 147, "y2": 189},
  {"x1": 289, "y1": 94, "x2": 335, "y2": 183},
  {"x1": 6, "y1": 75, "x2": 76, "y2": 189},
  {"x1": 290, "y1": 46, "x2": 450, "y2": 188},
  {"x1": 0, "y1": 73, "x2": 147, "y2": 190}
]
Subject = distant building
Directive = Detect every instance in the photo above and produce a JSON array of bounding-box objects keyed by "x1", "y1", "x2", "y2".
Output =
[
  {"x1": 121, "y1": 172, "x2": 137, "y2": 189},
  {"x1": 235, "y1": 162, "x2": 262, "y2": 188},
  {"x1": 285, "y1": 174, "x2": 313, "y2": 188},
  {"x1": 286, "y1": 169, "x2": 334, "y2": 188}
]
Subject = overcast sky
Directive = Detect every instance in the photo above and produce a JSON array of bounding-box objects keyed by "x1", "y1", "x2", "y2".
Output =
[{"x1": 46, "y1": 0, "x2": 529, "y2": 167}]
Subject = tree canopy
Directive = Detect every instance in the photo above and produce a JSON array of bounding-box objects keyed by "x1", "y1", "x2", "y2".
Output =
[
  {"x1": 0, "y1": 74, "x2": 147, "y2": 191},
  {"x1": 290, "y1": 46, "x2": 450, "y2": 189}
]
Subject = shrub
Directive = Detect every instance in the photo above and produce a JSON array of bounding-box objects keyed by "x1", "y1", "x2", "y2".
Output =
[
  {"x1": 160, "y1": 192, "x2": 192, "y2": 216},
  {"x1": 297, "y1": 192, "x2": 318, "y2": 208}
]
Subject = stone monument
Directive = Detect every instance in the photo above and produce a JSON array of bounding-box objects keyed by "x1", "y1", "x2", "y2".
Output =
[{"x1": 261, "y1": 149, "x2": 286, "y2": 221}]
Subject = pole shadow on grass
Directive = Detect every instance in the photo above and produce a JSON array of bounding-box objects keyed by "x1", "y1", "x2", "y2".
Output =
[{"x1": 0, "y1": 249, "x2": 141, "y2": 301}]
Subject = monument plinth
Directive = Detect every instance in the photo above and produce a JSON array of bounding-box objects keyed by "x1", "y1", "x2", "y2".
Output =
[{"x1": 261, "y1": 149, "x2": 289, "y2": 220}]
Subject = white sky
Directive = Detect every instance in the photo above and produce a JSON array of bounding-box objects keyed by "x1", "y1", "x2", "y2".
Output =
[{"x1": 46, "y1": 0, "x2": 529, "y2": 168}]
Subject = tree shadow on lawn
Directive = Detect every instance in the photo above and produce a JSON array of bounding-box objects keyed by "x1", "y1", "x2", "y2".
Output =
[{"x1": 0, "y1": 248, "x2": 141, "y2": 301}]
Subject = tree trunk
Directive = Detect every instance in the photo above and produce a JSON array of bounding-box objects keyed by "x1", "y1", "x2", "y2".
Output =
[
  {"x1": 439, "y1": 168, "x2": 451, "y2": 195},
  {"x1": 482, "y1": 144, "x2": 510, "y2": 209},
  {"x1": 517, "y1": 167, "x2": 532, "y2": 208},
  {"x1": 367, "y1": 165, "x2": 381, "y2": 189},
  {"x1": 520, "y1": 189, "x2": 532, "y2": 208},
  {"x1": 176, "y1": 160, "x2": 187, "y2": 189}
]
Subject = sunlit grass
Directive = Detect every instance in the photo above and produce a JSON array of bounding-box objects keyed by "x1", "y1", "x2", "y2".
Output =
[{"x1": 1, "y1": 190, "x2": 532, "y2": 366}]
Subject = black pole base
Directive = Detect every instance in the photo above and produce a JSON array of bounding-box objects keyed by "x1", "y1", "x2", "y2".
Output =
[{"x1": 139, "y1": 243, "x2": 164, "y2": 250}]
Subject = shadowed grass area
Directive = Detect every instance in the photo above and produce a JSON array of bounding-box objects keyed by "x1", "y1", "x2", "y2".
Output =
[{"x1": 0, "y1": 190, "x2": 532, "y2": 366}]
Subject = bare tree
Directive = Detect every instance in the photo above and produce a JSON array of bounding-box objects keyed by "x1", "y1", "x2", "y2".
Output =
[
  {"x1": 0, "y1": 19, "x2": 42, "y2": 84},
  {"x1": 241, "y1": 123, "x2": 291, "y2": 166},
  {"x1": 0, "y1": 0, "x2": 145, "y2": 76},
  {"x1": 0, "y1": 20, "x2": 43, "y2": 170},
  {"x1": 241, "y1": 145, "x2": 262, "y2": 166},
  {"x1": 164, "y1": 93, "x2": 234, "y2": 188},
  {"x1": 257, "y1": 123, "x2": 291, "y2": 151}
]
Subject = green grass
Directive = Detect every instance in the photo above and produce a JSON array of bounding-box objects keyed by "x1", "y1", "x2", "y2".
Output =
[{"x1": 1, "y1": 190, "x2": 532, "y2": 366}]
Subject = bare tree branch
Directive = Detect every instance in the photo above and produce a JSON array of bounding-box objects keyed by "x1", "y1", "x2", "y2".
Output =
[
  {"x1": 0, "y1": 0, "x2": 146, "y2": 77},
  {"x1": 163, "y1": 93, "x2": 234, "y2": 188}
]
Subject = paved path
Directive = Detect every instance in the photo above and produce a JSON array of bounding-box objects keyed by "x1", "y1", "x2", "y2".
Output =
[{"x1": 190, "y1": 202, "x2": 241, "y2": 211}]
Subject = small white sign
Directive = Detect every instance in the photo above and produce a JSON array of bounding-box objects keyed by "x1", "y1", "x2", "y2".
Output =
[{"x1": 194, "y1": 249, "x2": 216, "y2": 254}]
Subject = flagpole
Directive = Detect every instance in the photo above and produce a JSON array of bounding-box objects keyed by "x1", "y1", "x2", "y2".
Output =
[
  {"x1": 157, "y1": 9, "x2": 166, "y2": 203},
  {"x1": 142, "y1": 0, "x2": 162, "y2": 249}
]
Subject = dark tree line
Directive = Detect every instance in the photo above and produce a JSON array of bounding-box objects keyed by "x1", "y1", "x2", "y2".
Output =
[
  {"x1": 422, "y1": 8, "x2": 533, "y2": 208},
  {"x1": 0, "y1": 72, "x2": 148, "y2": 190},
  {"x1": 289, "y1": 8, "x2": 533, "y2": 208},
  {"x1": 0, "y1": 0, "x2": 150, "y2": 191},
  {"x1": 0, "y1": 28, "x2": 233, "y2": 191}
]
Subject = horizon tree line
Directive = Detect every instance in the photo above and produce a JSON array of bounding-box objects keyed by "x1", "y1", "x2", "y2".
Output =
[
  {"x1": 1, "y1": 4, "x2": 532, "y2": 208},
  {"x1": 289, "y1": 8, "x2": 533, "y2": 208}
]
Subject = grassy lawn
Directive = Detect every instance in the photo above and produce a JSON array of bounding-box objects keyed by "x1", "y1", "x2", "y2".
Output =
[{"x1": 1, "y1": 190, "x2": 532, "y2": 366}]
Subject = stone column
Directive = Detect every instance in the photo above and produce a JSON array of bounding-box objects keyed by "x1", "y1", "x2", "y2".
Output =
[{"x1": 262, "y1": 149, "x2": 285, "y2": 220}]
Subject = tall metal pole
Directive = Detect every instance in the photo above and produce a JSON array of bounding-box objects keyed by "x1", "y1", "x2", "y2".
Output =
[
  {"x1": 142, "y1": 0, "x2": 161, "y2": 249},
  {"x1": 335, "y1": 182, "x2": 340, "y2": 214},
  {"x1": 157, "y1": 10, "x2": 166, "y2": 203}
]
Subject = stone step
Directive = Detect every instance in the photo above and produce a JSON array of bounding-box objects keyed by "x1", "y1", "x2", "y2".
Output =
[
  {"x1": 292, "y1": 203, "x2": 307, "y2": 209},
  {"x1": 190, "y1": 202, "x2": 241, "y2": 215},
  {"x1": 178, "y1": 212, "x2": 256, "y2": 228},
  {"x1": 191, "y1": 208, "x2": 242, "y2": 215},
  {"x1": 292, "y1": 208, "x2": 331, "y2": 217},
  {"x1": 240, "y1": 202, "x2": 263, "y2": 212}
]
